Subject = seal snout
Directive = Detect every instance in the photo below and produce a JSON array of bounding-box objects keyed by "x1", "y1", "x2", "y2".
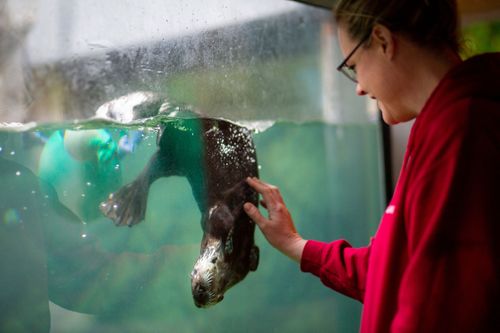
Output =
[
  {"x1": 192, "y1": 283, "x2": 209, "y2": 308},
  {"x1": 192, "y1": 281, "x2": 224, "y2": 308},
  {"x1": 190, "y1": 242, "x2": 225, "y2": 308}
]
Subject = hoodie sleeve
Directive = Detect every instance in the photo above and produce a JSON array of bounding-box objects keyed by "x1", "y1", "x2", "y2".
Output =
[{"x1": 300, "y1": 239, "x2": 372, "y2": 302}]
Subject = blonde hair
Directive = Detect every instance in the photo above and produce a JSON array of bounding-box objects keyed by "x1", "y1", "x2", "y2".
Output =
[{"x1": 334, "y1": 0, "x2": 462, "y2": 53}]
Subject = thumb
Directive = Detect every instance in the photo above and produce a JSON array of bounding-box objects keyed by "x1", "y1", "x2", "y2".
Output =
[{"x1": 244, "y1": 202, "x2": 267, "y2": 227}]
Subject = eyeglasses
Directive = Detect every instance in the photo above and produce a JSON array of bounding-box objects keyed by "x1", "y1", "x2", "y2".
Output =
[{"x1": 336, "y1": 33, "x2": 371, "y2": 83}]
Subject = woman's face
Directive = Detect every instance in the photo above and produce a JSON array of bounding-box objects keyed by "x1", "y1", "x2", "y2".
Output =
[{"x1": 337, "y1": 24, "x2": 414, "y2": 125}]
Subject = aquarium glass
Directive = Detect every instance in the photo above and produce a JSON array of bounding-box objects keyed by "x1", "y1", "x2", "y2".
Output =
[{"x1": 0, "y1": 0, "x2": 386, "y2": 332}]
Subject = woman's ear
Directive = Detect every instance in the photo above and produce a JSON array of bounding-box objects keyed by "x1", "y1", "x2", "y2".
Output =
[{"x1": 371, "y1": 24, "x2": 396, "y2": 59}]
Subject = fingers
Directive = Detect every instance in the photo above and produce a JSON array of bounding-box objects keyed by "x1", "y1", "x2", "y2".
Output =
[
  {"x1": 244, "y1": 177, "x2": 305, "y2": 262},
  {"x1": 243, "y1": 202, "x2": 267, "y2": 228},
  {"x1": 244, "y1": 177, "x2": 271, "y2": 228},
  {"x1": 246, "y1": 177, "x2": 276, "y2": 194},
  {"x1": 246, "y1": 177, "x2": 283, "y2": 211}
]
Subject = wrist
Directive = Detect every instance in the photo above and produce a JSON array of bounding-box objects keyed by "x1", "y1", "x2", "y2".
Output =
[{"x1": 282, "y1": 236, "x2": 307, "y2": 263}]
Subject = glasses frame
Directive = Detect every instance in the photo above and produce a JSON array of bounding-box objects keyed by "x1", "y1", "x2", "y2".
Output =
[{"x1": 336, "y1": 32, "x2": 371, "y2": 83}]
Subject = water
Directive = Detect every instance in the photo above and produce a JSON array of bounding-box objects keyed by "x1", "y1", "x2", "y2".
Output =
[{"x1": 0, "y1": 117, "x2": 384, "y2": 333}]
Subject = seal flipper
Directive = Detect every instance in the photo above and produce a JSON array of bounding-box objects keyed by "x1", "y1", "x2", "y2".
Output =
[
  {"x1": 100, "y1": 150, "x2": 165, "y2": 226},
  {"x1": 100, "y1": 178, "x2": 149, "y2": 226},
  {"x1": 249, "y1": 246, "x2": 259, "y2": 272}
]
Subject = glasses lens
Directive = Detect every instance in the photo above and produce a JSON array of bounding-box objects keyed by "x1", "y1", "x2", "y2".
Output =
[
  {"x1": 337, "y1": 32, "x2": 370, "y2": 83},
  {"x1": 341, "y1": 65, "x2": 357, "y2": 83}
]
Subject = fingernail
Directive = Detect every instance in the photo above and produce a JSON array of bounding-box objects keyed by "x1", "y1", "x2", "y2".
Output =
[{"x1": 244, "y1": 203, "x2": 252, "y2": 211}]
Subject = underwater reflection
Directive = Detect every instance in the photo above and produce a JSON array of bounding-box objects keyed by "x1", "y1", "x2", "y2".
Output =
[
  {"x1": 38, "y1": 129, "x2": 138, "y2": 221},
  {"x1": 0, "y1": 155, "x2": 184, "y2": 333}
]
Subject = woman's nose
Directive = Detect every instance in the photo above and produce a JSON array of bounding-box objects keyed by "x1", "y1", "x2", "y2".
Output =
[{"x1": 356, "y1": 83, "x2": 367, "y2": 96}]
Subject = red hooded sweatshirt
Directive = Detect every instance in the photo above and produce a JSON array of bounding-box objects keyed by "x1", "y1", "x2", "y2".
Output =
[{"x1": 300, "y1": 53, "x2": 500, "y2": 332}]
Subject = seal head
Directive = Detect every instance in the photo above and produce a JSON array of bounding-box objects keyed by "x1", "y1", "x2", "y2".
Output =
[{"x1": 190, "y1": 182, "x2": 259, "y2": 308}]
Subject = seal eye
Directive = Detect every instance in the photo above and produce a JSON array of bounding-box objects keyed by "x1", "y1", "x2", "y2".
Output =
[{"x1": 211, "y1": 257, "x2": 217, "y2": 264}]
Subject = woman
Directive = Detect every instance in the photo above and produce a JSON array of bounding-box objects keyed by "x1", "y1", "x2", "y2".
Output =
[{"x1": 244, "y1": 0, "x2": 500, "y2": 332}]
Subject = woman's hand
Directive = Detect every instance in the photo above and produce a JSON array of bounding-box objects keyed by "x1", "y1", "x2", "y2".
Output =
[{"x1": 244, "y1": 177, "x2": 307, "y2": 263}]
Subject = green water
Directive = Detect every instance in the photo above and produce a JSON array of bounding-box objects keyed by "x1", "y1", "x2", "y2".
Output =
[{"x1": 0, "y1": 119, "x2": 384, "y2": 333}]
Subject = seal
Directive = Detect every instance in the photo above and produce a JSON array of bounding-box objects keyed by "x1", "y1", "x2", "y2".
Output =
[{"x1": 100, "y1": 115, "x2": 259, "y2": 307}]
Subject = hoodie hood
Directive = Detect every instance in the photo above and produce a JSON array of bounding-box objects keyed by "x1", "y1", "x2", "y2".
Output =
[
  {"x1": 423, "y1": 53, "x2": 500, "y2": 112},
  {"x1": 406, "y1": 52, "x2": 500, "y2": 162}
]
